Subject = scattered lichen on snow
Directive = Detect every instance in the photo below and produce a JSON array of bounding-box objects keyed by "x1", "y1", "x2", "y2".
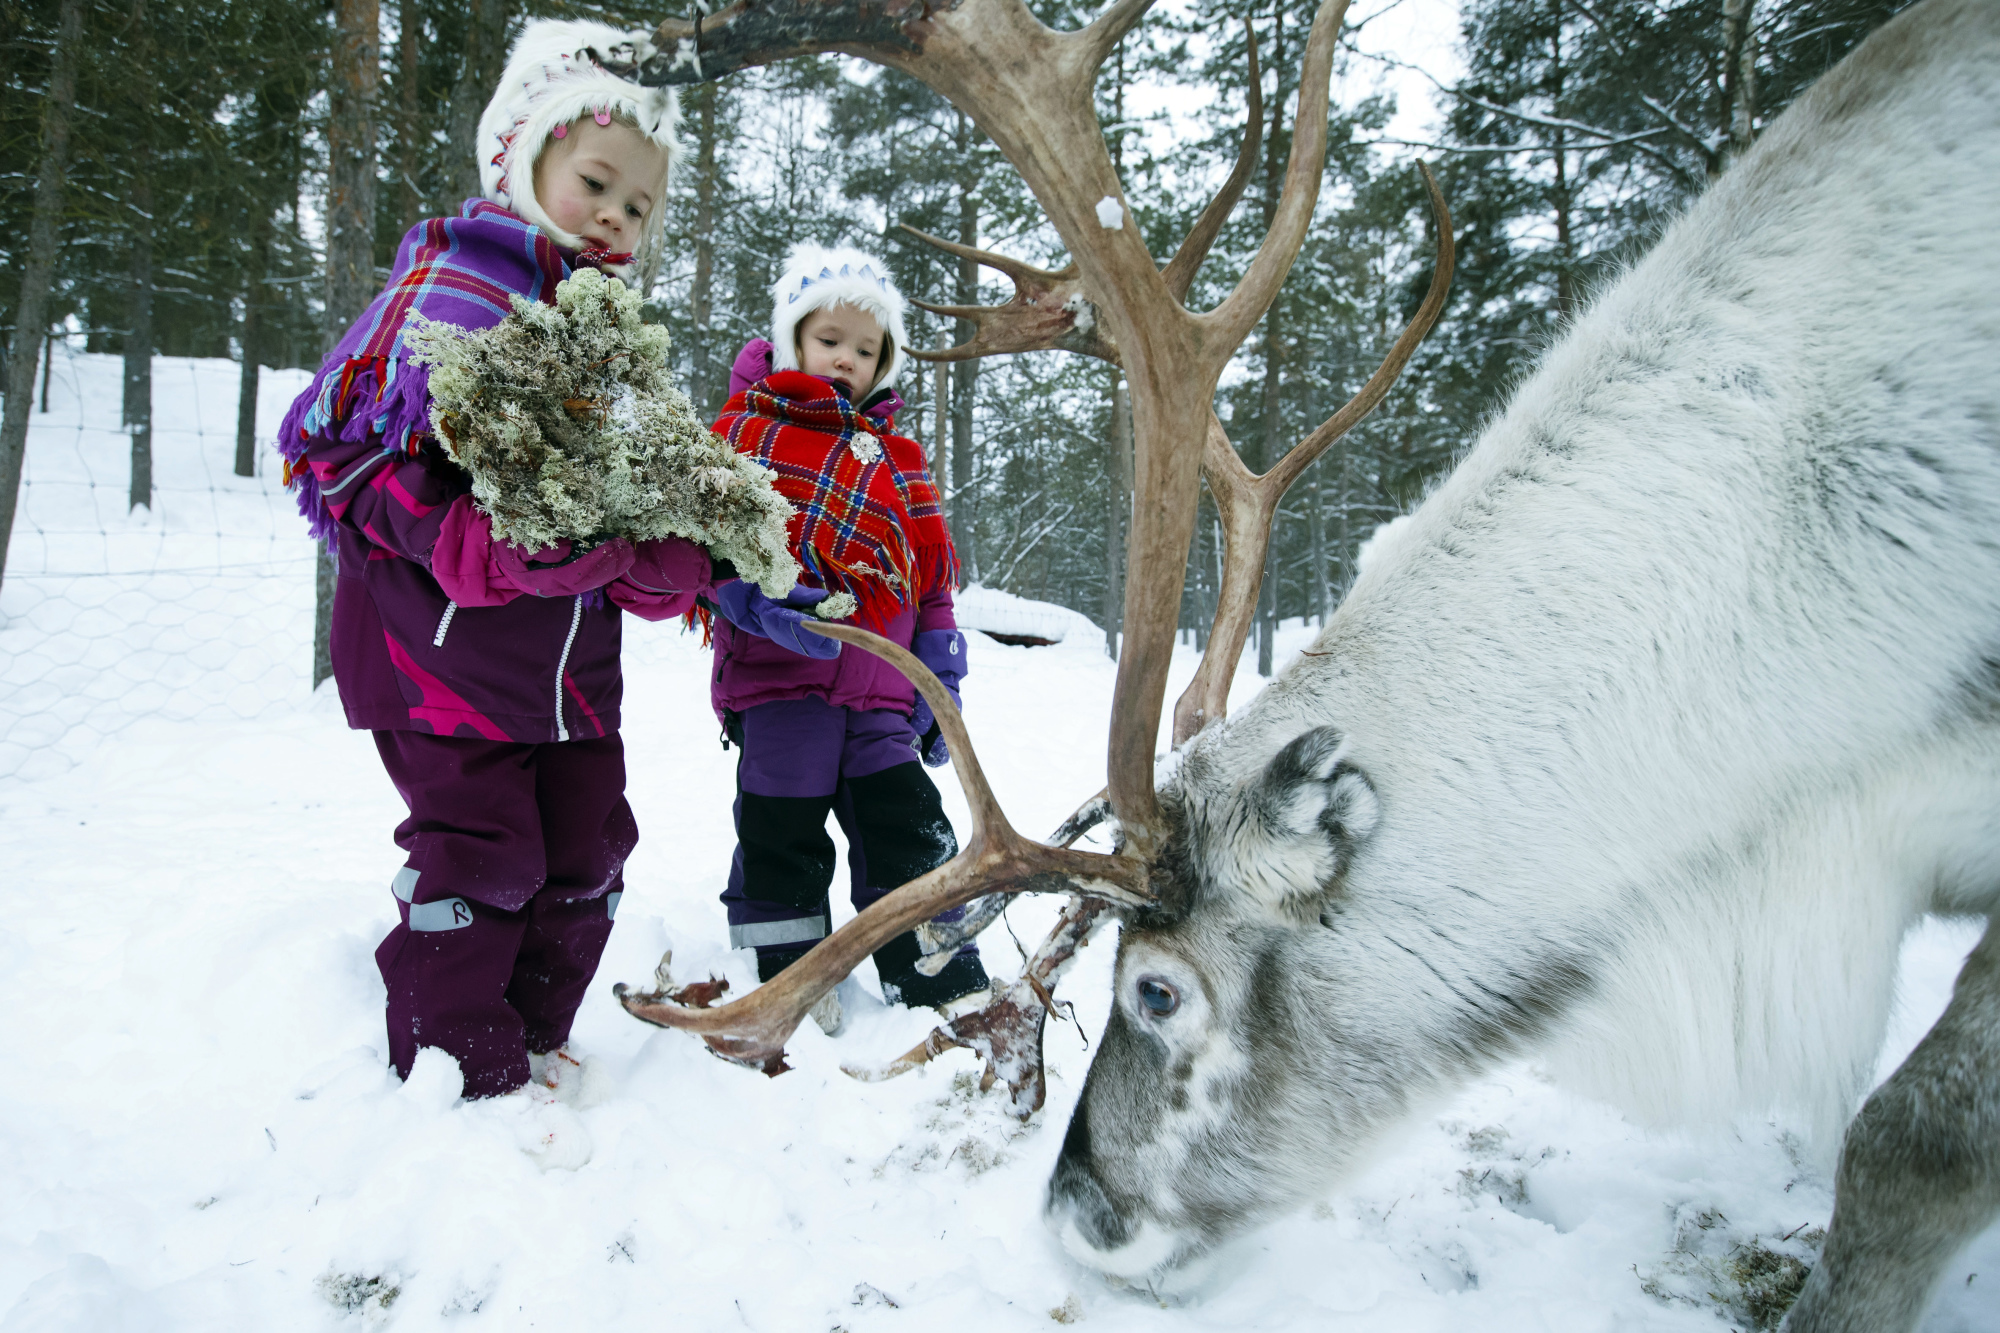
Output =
[
  {"x1": 316, "y1": 1270, "x2": 401, "y2": 1316},
  {"x1": 404, "y1": 268, "x2": 799, "y2": 596},
  {"x1": 1638, "y1": 1203, "x2": 1824, "y2": 1331}
]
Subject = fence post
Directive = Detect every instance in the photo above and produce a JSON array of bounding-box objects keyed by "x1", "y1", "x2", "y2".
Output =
[{"x1": 315, "y1": 0, "x2": 380, "y2": 690}]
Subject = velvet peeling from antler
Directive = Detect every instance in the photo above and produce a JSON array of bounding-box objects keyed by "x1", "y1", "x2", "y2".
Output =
[{"x1": 403, "y1": 268, "x2": 800, "y2": 595}]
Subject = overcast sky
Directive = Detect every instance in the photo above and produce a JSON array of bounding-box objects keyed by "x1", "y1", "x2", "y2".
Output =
[
  {"x1": 1341, "y1": 0, "x2": 1467, "y2": 145},
  {"x1": 1115, "y1": 0, "x2": 1467, "y2": 187}
]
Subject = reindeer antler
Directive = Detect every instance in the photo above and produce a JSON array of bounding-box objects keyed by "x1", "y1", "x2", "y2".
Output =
[
  {"x1": 1173, "y1": 164, "x2": 1454, "y2": 743},
  {"x1": 615, "y1": 624, "x2": 1151, "y2": 1075},
  {"x1": 898, "y1": 19, "x2": 1265, "y2": 365},
  {"x1": 898, "y1": 227, "x2": 1119, "y2": 364},
  {"x1": 1159, "y1": 19, "x2": 1263, "y2": 303}
]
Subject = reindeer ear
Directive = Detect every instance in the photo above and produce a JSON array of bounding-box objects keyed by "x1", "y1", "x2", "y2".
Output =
[{"x1": 1221, "y1": 727, "x2": 1379, "y2": 923}]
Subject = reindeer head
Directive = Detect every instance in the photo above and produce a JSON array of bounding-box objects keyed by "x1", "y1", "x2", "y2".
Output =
[{"x1": 1047, "y1": 727, "x2": 1386, "y2": 1275}]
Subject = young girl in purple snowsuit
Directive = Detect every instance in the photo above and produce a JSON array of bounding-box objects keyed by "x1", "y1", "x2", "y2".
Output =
[
  {"x1": 706, "y1": 245, "x2": 989, "y2": 1025},
  {"x1": 279, "y1": 21, "x2": 708, "y2": 1099}
]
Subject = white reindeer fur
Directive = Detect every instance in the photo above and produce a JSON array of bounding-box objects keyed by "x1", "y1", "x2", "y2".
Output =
[
  {"x1": 1200, "y1": 0, "x2": 2000, "y2": 1144},
  {"x1": 1051, "y1": 0, "x2": 2000, "y2": 1289}
]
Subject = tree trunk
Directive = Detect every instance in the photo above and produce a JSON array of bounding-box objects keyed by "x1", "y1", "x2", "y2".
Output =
[
  {"x1": 1308, "y1": 466, "x2": 1325, "y2": 625},
  {"x1": 688, "y1": 82, "x2": 720, "y2": 414},
  {"x1": 1255, "y1": 6, "x2": 1286, "y2": 677},
  {"x1": 448, "y1": 0, "x2": 507, "y2": 209},
  {"x1": 39, "y1": 328, "x2": 54, "y2": 413},
  {"x1": 933, "y1": 337, "x2": 950, "y2": 485},
  {"x1": 398, "y1": 0, "x2": 424, "y2": 234},
  {"x1": 327, "y1": 0, "x2": 381, "y2": 346},
  {"x1": 125, "y1": 165, "x2": 155, "y2": 513},
  {"x1": 235, "y1": 214, "x2": 273, "y2": 478},
  {"x1": 1721, "y1": 0, "x2": 1757, "y2": 161},
  {"x1": 234, "y1": 317, "x2": 260, "y2": 478},
  {"x1": 321, "y1": 0, "x2": 381, "y2": 690},
  {"x1": 0, "y1": 0, "x2": 83, "y2": 592},
  {"x1": 950, "y1": 110, "x2": 979, "y2": 583},
  {"x1": 1550, "y1": 17, "x2": 1577, "y2": 322}
]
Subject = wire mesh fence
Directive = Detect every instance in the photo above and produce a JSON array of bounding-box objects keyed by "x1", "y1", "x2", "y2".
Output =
[{"x1": 0, "y1": 344, "x2": 319, "y2": 782}]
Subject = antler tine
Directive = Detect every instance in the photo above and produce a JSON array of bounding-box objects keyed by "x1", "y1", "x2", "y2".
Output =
[
  {"x1": 1172, "y1": 166, "x2": 1454, "y2": 745},
  {"x1": 812, "y1": 624, "x2": 1010, "y2": 834},
  {"x1": 618, "y1": 624, "x2": 1151, "y2": 1075},
  {"x1": 898, "y1": 222, "x2": 1068, "y2": 288},
  {"x1": 1194, "y1": 0, "x2": 1351, "y2": 371},
  {"x1": 1267, "y1": 163, "x2": 1455, "y2": 494},
  {"x1": 913, "y1": 787, "x2": 1115, "y2": 973},
  {"x1": 1173, "y1": 415, "x2": 1262, "y2": 744},
  {"x1": 843, "y1": 895, "x2": 1113, "y2": 1117},
  {"x1": 1070, "y1": 0, "x2": 1163, "y2": 71},
  {"x1": 1159, "y1": 20, "x2": 1263, "y2": 303},
  {"x1": 898, "y1": 224, "x2": 1121, "y2": 365}
]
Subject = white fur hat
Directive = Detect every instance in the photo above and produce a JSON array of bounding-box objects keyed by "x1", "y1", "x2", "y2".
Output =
[
  {"x1": 769, "y1": 244, "x2": 911, "y2": 397},
  {"x1": 477, "y1": 20, "x2": 680, "y2": 275}
]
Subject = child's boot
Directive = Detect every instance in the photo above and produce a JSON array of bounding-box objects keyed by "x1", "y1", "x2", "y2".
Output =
[{"x1": 872, "y1": 929, "x2": 990, "y2": 1010}]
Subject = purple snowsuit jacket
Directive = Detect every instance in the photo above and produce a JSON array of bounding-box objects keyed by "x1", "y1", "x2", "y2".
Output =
[
  {"x1": 709, "y1": 346, "x2": 953, "y2": 723},
  {"x1": 280, "y1": 202, "x2": 704, "y2": 743}
]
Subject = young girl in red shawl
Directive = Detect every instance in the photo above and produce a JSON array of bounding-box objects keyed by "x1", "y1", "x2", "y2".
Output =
[{"x1": 705, "y1": 245, "x2": 988, "y2": 1030}]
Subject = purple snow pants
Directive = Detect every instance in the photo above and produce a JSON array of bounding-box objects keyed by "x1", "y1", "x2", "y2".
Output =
[
  {"x1": 720, "y1": 697, "x2": 983, "y2": 1004},
  {"x1": 372, "y1": 729, "x2": 637, "y2": 1098}
]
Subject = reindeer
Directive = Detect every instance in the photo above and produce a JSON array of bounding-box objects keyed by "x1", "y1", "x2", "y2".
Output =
[{"x1": 606, "y1": 2, "x2": 2000, "y2": 1329}]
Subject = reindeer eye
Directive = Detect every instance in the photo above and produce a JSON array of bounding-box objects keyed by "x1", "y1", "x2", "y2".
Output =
[{"x1": 1136, "y1": 977, "x2": 1179, "y2": 1017}]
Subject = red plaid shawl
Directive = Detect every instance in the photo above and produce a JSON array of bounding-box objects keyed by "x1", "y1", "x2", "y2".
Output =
[{"x1": 714, "y1": 370, "x2": 958, "y2": 622}]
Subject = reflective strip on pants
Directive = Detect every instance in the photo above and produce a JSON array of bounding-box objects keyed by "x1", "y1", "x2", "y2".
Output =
[{"x1": 728, "y1": 915, "x2": 828, "y2": 950}]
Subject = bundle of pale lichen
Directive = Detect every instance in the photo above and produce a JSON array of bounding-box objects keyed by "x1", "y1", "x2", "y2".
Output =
[{"x1": 404, "y1": 268, "x2": 802, "y2": 599}]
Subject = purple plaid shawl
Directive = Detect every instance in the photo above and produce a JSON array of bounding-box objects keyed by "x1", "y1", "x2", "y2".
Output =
[{"x1": 277, "y1": 201, "x2": 572, "y2": 541}]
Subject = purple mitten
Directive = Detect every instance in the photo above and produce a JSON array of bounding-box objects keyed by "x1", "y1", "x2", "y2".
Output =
[
  {"x1": 861, "y1": 386, "x2": 905, "y2": 424},
  {"x1": 431, "y1": 499, "x2": 519, "y2": 607},
  {"x1": 431, "y1": 497, "x2": 636, "y2": 602},
  {"x1": 907, "y1": 629, "x2": 966, "y2": 766},
  {"x1": 607, "y1": 537, "x2": 713, "y2": 621},
  {"x1": 712, "y1": 581, "x2": 842, "y2": 659},
  {"x1": 491, "y1": 534, "x2": 635, "y2": 598},
  {"x1": 727, "y1": 339, "x2": 775, "y2": 399}
]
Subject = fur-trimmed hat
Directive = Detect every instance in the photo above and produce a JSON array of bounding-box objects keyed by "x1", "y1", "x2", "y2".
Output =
[
  {"x1": 477, "y1": 20, "x2": 680, "y2": 277},
  {"x1": 769, "y1": 244, "x2": 911, "y2": 397}
]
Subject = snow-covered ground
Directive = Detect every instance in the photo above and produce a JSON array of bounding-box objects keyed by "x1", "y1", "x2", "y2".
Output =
[{"x1": 1, "y1": 353, "x2": 1993, "y2": 1332}]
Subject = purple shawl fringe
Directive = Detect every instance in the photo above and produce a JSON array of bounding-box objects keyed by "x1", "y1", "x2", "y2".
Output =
[{"x1": 277, "y1": 359, "x2": 435, "y2": 545}]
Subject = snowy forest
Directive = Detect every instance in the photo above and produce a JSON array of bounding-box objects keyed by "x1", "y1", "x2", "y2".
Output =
[{"x1": 0, "y1": 0, "x2": 1912, "y2": 662}]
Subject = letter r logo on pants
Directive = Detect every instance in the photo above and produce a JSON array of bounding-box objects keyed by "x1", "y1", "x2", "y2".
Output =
[{"x1": 409, "y1": 896, "x2": 476, "y2": 932}]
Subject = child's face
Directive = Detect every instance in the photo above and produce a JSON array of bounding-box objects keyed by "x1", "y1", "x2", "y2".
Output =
[
  {"x1": 532, "y1": 119, "x2": 667, "y2": 255},
  {"x1": 796, "y1": 304, "x2": 886, "y2": 401}
]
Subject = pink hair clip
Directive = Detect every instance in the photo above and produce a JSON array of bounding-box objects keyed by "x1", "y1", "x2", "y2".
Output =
[
  {"x1": 551, "y1": 123, "x2": 567, "y2": 139},
  {"x1": 594, "y1": 109, "x2": 612, "y2": 126}
]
